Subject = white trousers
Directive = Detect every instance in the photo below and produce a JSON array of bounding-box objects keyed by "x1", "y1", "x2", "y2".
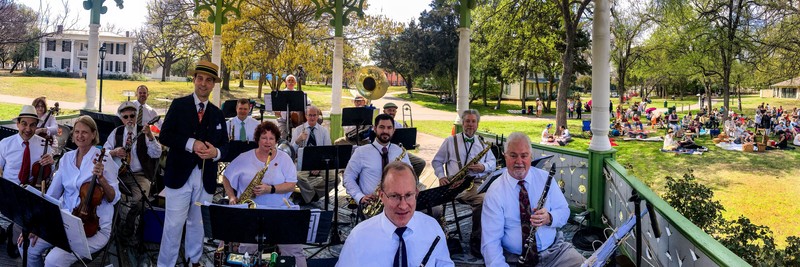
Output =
[
  {"x1": 157, "y1": 167, "x2": 212, "y2": 267},
  {"x1": 21, "y1": 230, "x2": 109, "y2": 267}
]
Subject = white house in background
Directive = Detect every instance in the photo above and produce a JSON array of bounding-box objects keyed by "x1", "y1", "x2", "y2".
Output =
[
  {"x1": 39, "y1": 29, "x2": 135, "y2": 75},
  {"x1": 501, "y1": 75, "x2": 560, "y2": 100},
  {"x1": 762, "y1": 77, "x2": 800, "y2": 99}
]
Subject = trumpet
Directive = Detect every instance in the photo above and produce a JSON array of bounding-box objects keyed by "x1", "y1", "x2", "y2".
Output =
[{"x1": 361, "y1": 144, "x2": 406, "y2": 219}]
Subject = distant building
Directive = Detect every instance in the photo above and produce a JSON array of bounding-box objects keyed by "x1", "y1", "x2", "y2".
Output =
[
  {"x1": 763, "y1": 77, "x2": 800, "y2": 99},
  {"x1": 38, "y1": 29, "x2": 135, "y2": 75},
  {"x1": 501, "y1": 75, "x2": 560, "y2": 100}
]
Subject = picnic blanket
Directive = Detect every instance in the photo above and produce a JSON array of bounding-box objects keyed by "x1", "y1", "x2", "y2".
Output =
[
  {"x1": 660, "y1": 148, "x2": 704, "y2": 155},
  {"x1": 715, "y1": 142, "x2": 743, "y2": 151},
  {"x1": 622, "y1": 136, "x2": 664, "y2": 142},
  {"x1": 540, "y1": 140, "x2": 561, "y2": 146}
]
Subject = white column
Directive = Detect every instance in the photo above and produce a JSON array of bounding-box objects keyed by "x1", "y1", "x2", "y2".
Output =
[
  {"x1": 211, "y1": 35, "x2": 222, "y2": 106},
  {"x1": 128, "y1": 41, "x2": 133, "y2": 74},
  {"x1": 456, "y1": 27, "x2": 471, "y2": 121},
  {"x1": 71, "y1": 40, "x2": 76, "y2": 72},
  {"x1": 85, "y1": 24, "x2": 100, "y2": 110},
  {"x1": 332, "y1": 37, "x2": 344, "y2": 116},
  {"x1": 588, "y1": 0, "x2": 612, "y2": 151},
  {"x1": 39, "y1": 38, "x2": 45, "y2": 69}
]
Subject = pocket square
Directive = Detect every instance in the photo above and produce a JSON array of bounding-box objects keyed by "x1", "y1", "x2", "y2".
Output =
[{"x1": 216, "y1": 124, "x2": 222, "y2": 130}]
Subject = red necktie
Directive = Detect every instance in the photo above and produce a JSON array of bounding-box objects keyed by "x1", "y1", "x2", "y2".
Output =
[
  {"x1": 381, "y1": 146, "x2": 389, "y2": 170},
  {"x1": 519, "y1": 180, "x2": 539, "y2": 265},
  {"x1": 19, "y1": 141, "x2": 31, "y2": 184},
  {"x1": 198, "y1": 103, "x2": 205, "y2": 123}
]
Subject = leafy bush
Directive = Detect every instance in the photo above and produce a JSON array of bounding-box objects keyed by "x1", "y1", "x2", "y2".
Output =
[
  {"x1": 129, "y1": 73, "x2": 149, "y2": 81},
  {"x1": 24, "y1": 68, "x2": 79, "y2": 78},
  {"x1": 664, "y1": 170, "x2": 799, "y2": 266}
]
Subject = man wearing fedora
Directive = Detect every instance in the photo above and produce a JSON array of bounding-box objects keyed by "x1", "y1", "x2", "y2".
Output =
[
  {"x1": 103, "y1": 101, "x2": 162, "y2": 251},
  {"x1": 157, "y1": 60, "x2": 229, "y2": 267},
  {"x1": 0, "y1": 105, "x2": 55, "y2": 258}
]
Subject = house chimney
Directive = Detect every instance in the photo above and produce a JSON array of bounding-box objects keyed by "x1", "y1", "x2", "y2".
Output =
[
  {"x1": 126, "y1": 31, "x2": 130, "y2": 37},
  {"x1": 57, "y1": 25, "x2": 63, "y2": 34}
]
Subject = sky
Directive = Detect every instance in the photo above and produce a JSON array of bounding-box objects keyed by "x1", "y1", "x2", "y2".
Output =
[{"x1": 16, "y1": 0, "x2": 431, "y2": 32}]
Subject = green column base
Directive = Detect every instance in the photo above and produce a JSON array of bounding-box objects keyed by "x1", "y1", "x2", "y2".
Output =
[
  {"x1": 587, "y1": 148, "x2": 616, "y2": 228},
  {"x1": 453, "y1": 121, "x2": 462, "y2": 135},
  {"x1": 330, "y1": 113, "x2": 343, "y2": 142}
]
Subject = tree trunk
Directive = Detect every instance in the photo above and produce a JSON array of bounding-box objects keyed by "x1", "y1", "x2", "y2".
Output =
[
  {"x1": 737, "y1": 83, "x2": 742, "y2": 112},
  {"x1": 555, "y1": 37, "x2": 576, "y2": 136},
  {"x1": 405, "y1": 74, "x2": 414, "y2": 97},
  {"x1": 221, "y1": 62, "x2": 231, "y2": 91},
  {"x1": 482, "y1": 72, "x2": 488, "y2": 107},
  {"x1": 257, "y1": 70, "x2": 265, "y2": 98},
  {"x1": 496, "y1": 81, "x2": 505, "y2": 109},
  {"x1": 9, "y1": 60, "x2": 20, "y2": 73}
]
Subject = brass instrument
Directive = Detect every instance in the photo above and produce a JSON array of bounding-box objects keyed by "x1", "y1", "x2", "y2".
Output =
[
  {"x1": 355, "y1": 66, "x2": 389, "y2": 101},
  {"x1": 362, "y1": 143, "x2": 406, "y2": 219},
  {"x1": 229, "y1": 120, "x2": 235, "y2": 141},
  {"x1": 237, "y1": 152, "x2": 273, "y2": 209},
  {"x1": 518, "y1": 163, "x2": 556, "y2": 266},
  {"x1": 402, "y1": 103, "x2": 413, "y2": 128},
  {"x1": 446, "y1": 136, "x2": 493, "y2": 191}
]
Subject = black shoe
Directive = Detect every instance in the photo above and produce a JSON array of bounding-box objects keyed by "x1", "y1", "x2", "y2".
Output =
[{"x1": 6, "y1": 225, "x2": 19, "y2": 258}]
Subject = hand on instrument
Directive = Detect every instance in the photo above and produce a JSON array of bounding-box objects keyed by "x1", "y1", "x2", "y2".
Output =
[
  {"x1": 296, "y1": 129, "x2": 307, "y2": 144},
  {"x1": 438, "y1": 177, "x2": 450, "y2": 186},
  {"x1": 111, "y1": 147, "x2": 126, "y2": 158},
  {"x1": 35, "y1": 128, "x2": 47, "y2": 135},
  {"x1": 192, "y1": 140, "x2": 208, "y2": 154},
  {"x1": 195, "y1": 141, "x2": 217, "y2": 159},
  {"x1": 19, "y1": 233, "x2": 38, "y2": 247},
  {"x1": 142, "y1": 125, "x2": 154, "y2": 140},
  {"x1": 360, "y1": 194, "x2": 377, "y2": 204},
  {"x1": 530, "y1": 208, "x2": 551, "y2": 227},
  {"x1": 38, "y1": 154, "x2": 54, "y2": 166},
  {"x1": 310, "y1": 170, "x2": 320, "y2": 176},
  {"x1": 253, "y1": 184, "x2": 267, "y2": 196},
  {"x1": 92, "y1": 157, "x2": 105, "y2": 178},
  {"x1": 228, "y1": 196, "x2": 239, "y2": 205},
  {"x1": 467, "y1": 163, "x2": 485, "y2": 172}
]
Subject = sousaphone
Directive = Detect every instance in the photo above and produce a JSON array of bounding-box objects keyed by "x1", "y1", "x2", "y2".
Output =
[{"x1": 350, "y1": 66, "x2": 389, "y2": 102}]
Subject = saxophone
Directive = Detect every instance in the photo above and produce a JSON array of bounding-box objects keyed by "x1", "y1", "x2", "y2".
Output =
[
  {"x1": 362, "y1": 143, "x2": 406, "y2": 219},
  {"x1": 446, "y1": 136, "x2": 493, "y2": 190},
  {"x1": 518, "y1": 162, "x2": 556, "y2": 266},
  {"x1": 228, "y1": 121, "x2": 235, "y2": 141},
  {"x1": 237, "y1": 152, "x2": 273, "y2": 208}
]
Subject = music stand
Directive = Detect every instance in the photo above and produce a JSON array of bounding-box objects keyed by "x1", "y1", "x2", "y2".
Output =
[
  {"x1": 390, "y1": 128, "x2": 417, "y2": 149},
  {"x1": 271, "y1": 91, "x2": 307, "y2": 141},
  {"x1": 415, "y1": 175, "x2": 475, "y2": 211},
  {"x1": 0, "y1": 179, "x2": 84, "y2": 266},
  {"x1": 298, "y1": 145, "x2": 352, "y2": 246},
  {"x1": 203, "y1": 206, "x2": 330, "y2": 266},
  {"x1": 342, "y1": 107, "x2": 374, "y2": 142},
  {"x1": 221, "y1": 141, "x2": 258, "y2": 162}
]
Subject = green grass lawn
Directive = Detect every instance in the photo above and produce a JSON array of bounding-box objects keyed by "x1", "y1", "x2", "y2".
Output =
[
  {"x1": 0, "y1": 102, "x2": 78, "y2": 121},
  {"x1": 398, "y1": 92, "x2": 556, "y2": 116},
  {"x1": 416, "y1": 119, "x2": 800, "y2": 247}
]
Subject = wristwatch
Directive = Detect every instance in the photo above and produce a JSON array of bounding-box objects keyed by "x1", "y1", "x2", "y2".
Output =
[{"x1": 270, "y1": 185, "x2": 276, "y2": 194}]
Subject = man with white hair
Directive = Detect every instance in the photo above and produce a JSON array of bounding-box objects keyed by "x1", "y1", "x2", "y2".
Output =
[
  {"x1": 104, "y1": 101, "x2": 162, "y2": 248},
  {"x1": 481, "y1": 132, "x2": 584, "y2": 266},
  {"x1": 275, "y1": 74, "x2": 312, "y2": 139}
]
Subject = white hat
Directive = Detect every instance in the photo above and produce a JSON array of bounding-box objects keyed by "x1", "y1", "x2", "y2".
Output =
[
  {"x1": 14, "y1": 105, "x2": 39, "y2": 122},
  {"x1": 117, "y1": 101, "x2": 138, "y2": 117}
]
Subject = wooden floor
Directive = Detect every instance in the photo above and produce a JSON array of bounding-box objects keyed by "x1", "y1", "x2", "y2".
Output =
[{"x1": 1, "y1": 182, "x2": 594, "y2": 267}]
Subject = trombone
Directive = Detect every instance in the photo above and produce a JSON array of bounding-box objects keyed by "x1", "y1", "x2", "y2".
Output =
[{"x1": 402, "y1": 103, "x2": 413, "y2": 128}]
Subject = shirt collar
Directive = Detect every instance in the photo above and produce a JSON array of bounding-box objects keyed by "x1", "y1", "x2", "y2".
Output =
[
  {"x1": 192, "y1": 93, "x2": 207, "y2": 109},
  {"x1": 373, "y1": 139, "x2": 389, "y2": 149},
  {"x1": 504, "y1": 168, "x2": 530, "y2": 188},
  {"x1": 379, "y1": 211, "x2": 417, "y2": 238}
]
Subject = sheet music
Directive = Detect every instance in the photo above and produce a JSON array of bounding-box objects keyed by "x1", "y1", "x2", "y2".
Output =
[
  {"x1": 25, "y1": 186, "x2": 92, "y2": 260},
  {"x1": 263, "y1": 94, "x2": 272, "y2": 111},
  {"x1": 307, "y1": 209, "x2": 322, "y2": 243}
]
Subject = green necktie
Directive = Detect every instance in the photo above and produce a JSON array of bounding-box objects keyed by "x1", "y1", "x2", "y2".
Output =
[{"x1": 239, "y1": 121, "x2": 247, "y2": 141}]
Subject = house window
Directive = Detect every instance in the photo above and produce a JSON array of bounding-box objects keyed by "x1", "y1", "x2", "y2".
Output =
[
  {"x1": 61, "y1": 58, "x2": 70, "y2": 70},
  {"x1": 44, "y1": 58, "x2": 52, "y2": 68},
  {"x1": 115, "y1": 61, "x2": 121, "y2": 72},
  {"x1": 122, "y1": 61, "x2": 127, "y2": 72},
  {"x1": 46, "y1": 40, "x2": 56, "y2": 51},
  {"x1": 81, "y1": 43, "x2": 87, "y2": 51},
  {"x1": 62, "y1": 41, "x2": 71, "y2": 52},
  {"x1": 121, "y1": 44, "x2": 126, "y2": 55},
  {"x1": 108, "y1": 43, "x2": 114, "y2": 54}
]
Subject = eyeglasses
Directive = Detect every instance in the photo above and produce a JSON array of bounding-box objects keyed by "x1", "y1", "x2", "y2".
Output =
[
  {"x1": 384, "y1": 192, "x2": 416, "y2": 204},
  {"x1": 121, "y1": 114, "x2": 136, "y2": 119}
]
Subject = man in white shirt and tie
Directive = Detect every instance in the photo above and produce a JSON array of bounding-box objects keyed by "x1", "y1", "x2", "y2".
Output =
[
  {"x1": 226, "y1": 99, "x2": 259, "y2": 142},
  {"x1": 291, "y1": 105, "x2": 334, "y2": 203},
  {"x1": 133, "y1": 85, "x2": 161, "y2": 127},
  {"x1": 481, "y1": 132, "x2": 584, "y2": 266},
  {"x1": 337, "y1": 161, "x2": 454, "y2": 267},
  {"x1": 383, "y1": 102, "x2": 426, "y2": 178},
  {"x1": 343, "y1": 114, "x2": 411, "y2": 217},
  {"x1": 432, "y1": 109, "x2": 497, "y2": 258}
]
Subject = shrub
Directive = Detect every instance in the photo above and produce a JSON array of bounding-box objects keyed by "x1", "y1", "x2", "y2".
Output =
[{"x1": 129, "y1": 73, "x2": 149, "y2": 81}]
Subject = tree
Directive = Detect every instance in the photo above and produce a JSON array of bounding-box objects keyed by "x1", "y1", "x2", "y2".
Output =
[
  {"x1": 142, "y1": 0, "x2": 198, "y2": 81},
  {"x1": 611, "y1": 0, "x2": 655, "y2": 103},
  {"x1": 370, "y1": 19, "x2": 419, "y2": 96},
  {"x1": 554, "y1": 0, "x2": 592, "y2": 134}
]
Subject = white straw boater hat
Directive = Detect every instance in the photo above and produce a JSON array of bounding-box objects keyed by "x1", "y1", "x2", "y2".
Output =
[
  {"x1": 188, "y1": 60, "x2": 222, "y2": 83},
  {"x1": 14, "y1": 105, "x2": 39, "y2": 122}
]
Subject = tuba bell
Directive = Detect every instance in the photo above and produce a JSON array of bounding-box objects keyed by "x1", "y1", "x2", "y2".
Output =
[{"x1": 355, "y1": 66, "x2": 389, "y2": 101}]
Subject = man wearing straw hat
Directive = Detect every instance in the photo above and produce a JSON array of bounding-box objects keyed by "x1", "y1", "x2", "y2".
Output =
[
  {"x1": 0, "y1": 105, "x2": 55, "y2": 258},
  {"x1": 158, "y1": 60, "x2": 229, "y2": 267}
]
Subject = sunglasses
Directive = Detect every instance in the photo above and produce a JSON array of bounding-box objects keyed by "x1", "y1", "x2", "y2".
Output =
[{"x1": 122, "y1": 114, "x2": 136, "y2": 119}]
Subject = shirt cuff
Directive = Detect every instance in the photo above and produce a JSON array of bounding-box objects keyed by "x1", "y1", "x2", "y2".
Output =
[
  {"x1": 354, "y1": 192, "x2": 365, "y2": 204},
  {"x1": 185, "y1": 138, "x2": 196, "y2": 153},
  {"x1": 212, "y1": 148, "x2": 222, "y2": 161}
]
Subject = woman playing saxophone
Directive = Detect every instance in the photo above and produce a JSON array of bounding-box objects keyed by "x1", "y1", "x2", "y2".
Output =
[{"x1": 220, "y1": 121, "x2": 307, "y2": 267}]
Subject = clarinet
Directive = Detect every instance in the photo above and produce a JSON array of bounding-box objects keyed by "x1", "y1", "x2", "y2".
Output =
[
  {"x1": 420, "y1": 236, "x2": 441, "y2": 267},
  {"x1": 518, "y1": 162, "x2": 556, "y2": 266}
]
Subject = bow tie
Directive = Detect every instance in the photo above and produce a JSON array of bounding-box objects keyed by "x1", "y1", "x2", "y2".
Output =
[{"x1": 463, "y1": 137, "x2": 474, "y2": 143}]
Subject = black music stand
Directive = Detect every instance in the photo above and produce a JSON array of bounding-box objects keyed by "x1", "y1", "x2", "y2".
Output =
[
  {"x1": 202, "y1": 206, "x2": 329, "y2": 266},
  {"x1": 0, "y1": 179, "x2": 82, "y2": 266},
  {"x1": 390, "y1": 128, "x2": 417, "y2": 150},
  {"x1": 415, "y1": 175, "x2": 475, "y2": 211},
  {"x1": 299, "y1": 145, "x2": 352, "y2": 247},
  {"x1": 271, "y1": 91, "x2": 307, "y2": 141},
  {"x1": 342, "y1": 107, "x2": 374, "y2": 142},
  {"x1": 220, "y1": 141, "x2": 258, "y2": 162}
]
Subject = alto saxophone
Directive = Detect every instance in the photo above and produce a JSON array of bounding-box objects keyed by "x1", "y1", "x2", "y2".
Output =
[
  {"x1": 237, "y1": 152, "x2": 273, "y2": 208},
  {"x1": 229, "y1": 121, "x2": 235, "y2": 141},
  {"x1": 518, "y1": 162, "x2": 556, "y2": 266},
  {"x1": 362, "y1": 143, "x2": 406, "y2": 219},
  {"x1": 446, "y1": 136, "x2": 493, "y2": 190}
]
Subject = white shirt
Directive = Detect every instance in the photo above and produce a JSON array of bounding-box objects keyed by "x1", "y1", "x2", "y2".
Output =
[
  {"x1": 431, "y1": 133, "x2": 496, "y2": 179},
  {"x1": 37, "y1": 114, "x2": 59, "y2": 136},
  {"x1": 226, "y1": 116, "x2": 260, "y2": 142},
  {"x1": 343, "y1": 140, "x2": 411, "y2": 203},
  {"x1": 103, "y1": 126, "x2": 162, "y2": 173},
  {"x1": 337, "y1": 211, "x2": 454, "y2": 267},
  {"x1": 290, "y1": 122, "x2": 331, "y2": 150},
  {"x1": 0, "y1": 134, "x2": 48, "y2": 182},
  {"x1": 47, "y1": 146, "x2": 120, "y2": 237},
  {"x1": 134, "y1": 101, "x2": 161, "y2": 128},
  {"x1": 223, "y1": 149, "x2": 296, "y2": 207},
  {"x1": 481, "y1": 167, "x2": 570, "y2": 267}
]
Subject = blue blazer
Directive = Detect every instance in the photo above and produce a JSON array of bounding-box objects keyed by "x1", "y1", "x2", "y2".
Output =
[{"x1": 160, "y1": 94, "x2": 229, "y2": 194}]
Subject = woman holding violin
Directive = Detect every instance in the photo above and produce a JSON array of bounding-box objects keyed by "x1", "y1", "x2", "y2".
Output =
[
  {"x1": 20, "y1": 116, "x2": 120, "y2": 267},
  {"x1": 32, "y1": 96, "x2": 59, "y2": 137}
]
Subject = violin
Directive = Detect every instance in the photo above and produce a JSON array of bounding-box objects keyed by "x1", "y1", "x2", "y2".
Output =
[
  {"x1": 29, "y1": 136, "x2": 53, "y2": 190},
  {"x1": 36, "y1": 102, "x2": 60, "y2": 138},
  {"x1": 72, "y1": 148, "x2": 107, "y2": 238}
]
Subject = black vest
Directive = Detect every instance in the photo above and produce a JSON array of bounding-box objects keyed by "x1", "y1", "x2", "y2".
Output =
[{"x1": 114, "y1": 125, "x2": 157, "y2": 179}]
